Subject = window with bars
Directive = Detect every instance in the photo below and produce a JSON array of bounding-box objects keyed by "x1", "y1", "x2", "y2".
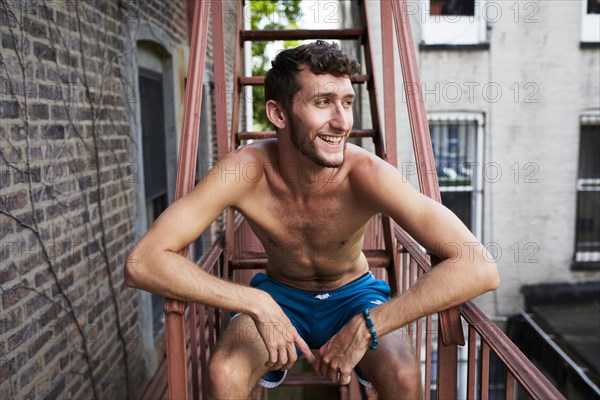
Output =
[
  {"x1": 429, "y1": 116, "x2": 483, "y2": 238},
  {"x1": 573, "y1": 116, "x2": 600, "y2": 268},
  {"x1": 582, "y1": 0, "x2": 600, "y2": 42}
]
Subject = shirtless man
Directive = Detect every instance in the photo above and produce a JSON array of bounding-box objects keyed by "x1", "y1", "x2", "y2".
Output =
[{"x1": 125, "y1": 41, "x2": 499, "y2": 399}]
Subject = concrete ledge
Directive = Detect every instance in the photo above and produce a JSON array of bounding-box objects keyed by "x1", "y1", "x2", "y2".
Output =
[
  {"x1": 419, "y1": 43, "x2": 490, "y2": 51},
  {"x1": 580, "y1": 42, "x2": 600, "y2": 49}
]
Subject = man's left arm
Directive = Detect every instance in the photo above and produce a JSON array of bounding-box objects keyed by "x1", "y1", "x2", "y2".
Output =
[{"x1": 317, "y1": 155, "x2": 500, "y2": 384}]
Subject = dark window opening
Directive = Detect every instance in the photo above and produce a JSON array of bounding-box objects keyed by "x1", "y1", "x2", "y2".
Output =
[
  {"x1": 588, "y1": 0, "x2": 600, "y2": 14},
  {"x1": 430, "y1": 120, "x2": 478, "y2": 232},
  {"x1": 139, "y1": 67, "x2": 169, "y2": 335},
  {"x1": 430, "y1": 0, "x2": 475, "y2": 16},
  {"x1": 574, "y1": 122, "x2": 600, "y2": 267}
]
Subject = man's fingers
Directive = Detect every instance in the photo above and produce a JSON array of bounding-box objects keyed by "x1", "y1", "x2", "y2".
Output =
[
  {"x1": 283, "y1": 346, "x2": 297, "y2": 370},
  {"x1": 327, "y1": 366, "x2": 338, "y2": 383},
  {"x1": 277, "y1": 348, "x2": 288, "y2": 368},
  {"x1": 340, "y1": 373, "x2": 352, "y2": 385},
  {"x1": 295, "y1": 337, "x2": 317, "y2": 367},
  {"x1": 319, "y1": 354, "x2": 330, "y2": 378},
  {"x1": 265, "y1": 348, "x2": 277, "y2": 367}
]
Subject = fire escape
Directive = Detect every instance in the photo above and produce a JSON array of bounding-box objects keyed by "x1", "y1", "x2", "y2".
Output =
[{"x1": 142, "y1": 1, "x2": 566, "y2": 399}]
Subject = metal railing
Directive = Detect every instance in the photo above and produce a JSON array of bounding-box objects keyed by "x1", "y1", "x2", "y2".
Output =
[{"x1": 156, "y1": 1, "x2": 566, "y2": 399}]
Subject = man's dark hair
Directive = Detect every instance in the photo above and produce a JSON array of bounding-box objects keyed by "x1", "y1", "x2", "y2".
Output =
[{"x1": 264, "y1": 40, "x2": 360, "y2": 114}]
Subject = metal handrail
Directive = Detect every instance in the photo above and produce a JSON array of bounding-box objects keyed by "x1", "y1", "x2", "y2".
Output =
[{"x1": 393, "y1": 223, "x2": 566, "y2": 400}]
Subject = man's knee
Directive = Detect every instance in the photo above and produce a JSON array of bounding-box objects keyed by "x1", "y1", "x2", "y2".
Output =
[
  {"x1": 208, "y1": 352, "x2": 248, "y2": 395},
  {"x1": 385, "y1": 357, "x2": 421, "y2": 395}
]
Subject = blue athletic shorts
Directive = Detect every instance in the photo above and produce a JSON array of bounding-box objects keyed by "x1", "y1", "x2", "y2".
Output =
[{"x1": 232, "y1": 271, "x2": 391, "y2": 387}]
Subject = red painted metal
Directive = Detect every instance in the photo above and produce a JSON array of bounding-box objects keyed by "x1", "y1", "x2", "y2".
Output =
[
  {"x1": 239, "y1": 74, "x2": 370, "y2": 86},
  {"x1": 165, "y1": 0, "x2": 210, "y2": 398},
  {"x1": 424, "y1": 314, "x2": 433, "y2": 400},
  {"x1": 394, "y1": 222, "x2": 565, "y2": 399},
  {"x1": 390, "y1": 0, "x2": 464, "y2": 347},
  {"x1": 460, "y1": 302, "x2": 566, "y2": 400},
  {"x1": 380, "y1": 0, "x2": 398, "y2": 167},
  {"x1": 161, "y1": 2, "x2": 567, "y2": 400},
  {"x1": 436, "y1": 340, "x2": 458, "y2": 399},
  {"x1": 505, "y1": 371, "x2": 515, "y2": 400},
  {"x1": 359, "y1": 0, "x2": 385, "y2": 160},
  {"x1": 212, "y1": 1, "x2": 229, "y2": 161},
  {"x1": 188, "y1": 304, "x2": 199, "y2": 400},
  {"x1": 198, "y1": 305, "x2": 209, "y2": 399},
  {"x1": 467, "y1": 326, "x2": 477, "y2": 400},
  {"x1": 480, "y1": 341, "x2": 490, "y2": 399}
]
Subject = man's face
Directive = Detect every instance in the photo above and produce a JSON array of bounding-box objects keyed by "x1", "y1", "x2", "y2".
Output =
[{"x1": 287, "y1": 68, "x2": 355, "y2": 168}]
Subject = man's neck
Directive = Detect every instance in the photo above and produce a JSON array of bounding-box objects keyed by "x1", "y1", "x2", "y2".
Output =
[{"x1": 275, "y1": 140, "x2": 340, "y2": 197}]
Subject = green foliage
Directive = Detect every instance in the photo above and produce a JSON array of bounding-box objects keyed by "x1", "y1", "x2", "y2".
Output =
[{"x1": 249, "y1": 1, "x2": 303, "y2": 130}]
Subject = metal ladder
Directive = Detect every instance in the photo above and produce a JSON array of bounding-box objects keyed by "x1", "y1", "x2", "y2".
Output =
[{"x1": 164, "y1": 1, "x2": 466, "y2": 398}]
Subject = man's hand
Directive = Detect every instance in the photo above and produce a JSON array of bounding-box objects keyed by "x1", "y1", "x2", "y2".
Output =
[
  {"x1": 317, "y1": 314, "x2": 371, "y2": 385},
  {"x1": 253, "y1": 298, "x2": 316, "y2": 371}
]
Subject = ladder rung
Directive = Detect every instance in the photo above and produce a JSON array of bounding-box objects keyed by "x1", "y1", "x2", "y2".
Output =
[
  {"x1": 230, "y1": 249, "x2": 390, "y2": 270},
  {"x1": 239, "y1": 74, "x2": 370, "y2": 86},
  {"x1": 237, "y1": 129, "x2": 376, "y2": 141},
  {"x1": 241, "y1": 29, "x2": 365, "y2": 42},
  {"x1": 280, "y1": 373, "x2": 336, "y2": 386}
]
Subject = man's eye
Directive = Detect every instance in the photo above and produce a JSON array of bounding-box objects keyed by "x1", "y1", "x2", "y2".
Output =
[
  {"x1": 342, "y1": 100, "x2": 354, "y2": 108},
  {"x1": 315, "y1": 99, "x2": 330, "y2": 107}
]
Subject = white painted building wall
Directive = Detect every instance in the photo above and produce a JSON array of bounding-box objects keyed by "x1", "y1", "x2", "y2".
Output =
[{"x1": 355, "y1": 0, "x2": 600, "y2": 317}]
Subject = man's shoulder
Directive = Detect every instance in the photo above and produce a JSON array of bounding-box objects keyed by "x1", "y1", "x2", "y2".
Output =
[
  {"x1": 228, "y1": 139, "x2": 275, "y2": 163},
  {"x1": 345, "y1": 144, "x2": 387, "y2": 175}
]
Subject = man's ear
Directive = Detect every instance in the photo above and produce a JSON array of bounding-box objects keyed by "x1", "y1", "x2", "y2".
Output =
[{"x1": 265, "y1": 100, "x2": 288, "y2": 130}]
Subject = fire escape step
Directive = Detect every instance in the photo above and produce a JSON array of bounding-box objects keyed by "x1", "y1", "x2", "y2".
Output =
[
  {"x1": 241, "y1": 28, "x2": 365, "y2": 41},
  {"x1": 239, "y1": 74, "x2": 370, "y2": 86}
]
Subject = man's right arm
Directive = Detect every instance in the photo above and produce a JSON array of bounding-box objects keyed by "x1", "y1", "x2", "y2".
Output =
[
  {"x1": 123, "y1": 151, "x2": 315, "y2": 370},
  {"x1": 124, "y1": 152, "x2": 261, "y2": 311}
]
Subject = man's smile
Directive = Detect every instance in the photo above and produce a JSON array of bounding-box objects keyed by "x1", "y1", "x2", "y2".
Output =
[{"x1": 317, "y1": 134, "x2": 344, "y2": 146}]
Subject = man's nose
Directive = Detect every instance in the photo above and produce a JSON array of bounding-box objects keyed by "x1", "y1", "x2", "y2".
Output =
[{"x1": 329, "y1": 102, "x2": 352, "y2": 132}]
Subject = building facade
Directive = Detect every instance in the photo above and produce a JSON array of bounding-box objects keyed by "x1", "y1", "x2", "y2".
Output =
[
  {"x1": 351, "y1": 0, "x2": 600, "y2": 317},
  {"x1": 0, "y1": 0, "x2": 228, "y2": 398}
]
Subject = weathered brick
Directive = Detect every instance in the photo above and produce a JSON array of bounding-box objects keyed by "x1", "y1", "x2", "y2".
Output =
[
  {"x1": 1, "y1": 1, "x2": 190, "y2": 398},
  {"x1": 23, "y1": 18, "x2": 47, "y2": 39},
  {"x1": 76, "y1": 107, "x2": 92, "y2": 120},
  {"x1": 19, "y1": 357, "x2": 43, "y2": 390},
  {"x1": 44, "y1": 375, "x2": 65, "y2": 400},
  {"x1": 0, "y1": 101, "x2": 20, "y2": 119},
  {"x1": 0, "y1": 189, "x2": 28, "y2": 211},
  {"x1": 25, "y1": 294, "x2": 47, "y2": 316},
  {"x1": 1, "y1": 32, "x2": 29, "y2": 54},
  {"x1": 33, "y1": 41, "x2": 57, "y2": 62},
  {"x1": 28, "y1": 103, "x2": 49, "y2": 120},
  {"x1": 1, "y1": 306, "x2": 23, "y2": 333},
  {"x1": 27, "y1": 333, "x2": 47, "y2": 359},
  {"x1": 7, "y1": 320, "x2": 35, "y2": 352},
  {"x1": 0, "y1": 262, "x2": 18, "y2": 283},
  {"x1": 49, "y1": 104, "x2": 66, "y2": 120},
  {"x1": 43, "y1": 125, "x2": 64, "y2": 140},
  {"x1": 2, "y1": 286, "x2": 29, "y2": 309}
]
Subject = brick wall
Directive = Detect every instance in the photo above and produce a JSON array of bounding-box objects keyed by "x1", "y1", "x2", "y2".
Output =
[{"x1": 0, "y1": 1, "x2": 188, "y2": 399}]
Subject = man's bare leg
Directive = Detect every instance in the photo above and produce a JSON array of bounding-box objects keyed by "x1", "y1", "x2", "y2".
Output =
[
  {"x1": 356, "y1": 327, "x2": 422, "y2": 399},
  {"x1": 208, "y1": 315, "x2": 271, "y2": 399}
]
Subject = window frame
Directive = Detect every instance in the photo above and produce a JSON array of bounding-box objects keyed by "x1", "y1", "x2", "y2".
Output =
[
  {"x1": 428, "y1": 112, "x2": 485, "y2": 239},
  {"x1": 420, "y1": 0, "x2": 488, "y2": 45},
  {"x1": 573, "y1": 112, "x2": 600, "y2": 269},
  {"x1": 581, "y1": 0, "x2": 600, "y2": 43}
]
